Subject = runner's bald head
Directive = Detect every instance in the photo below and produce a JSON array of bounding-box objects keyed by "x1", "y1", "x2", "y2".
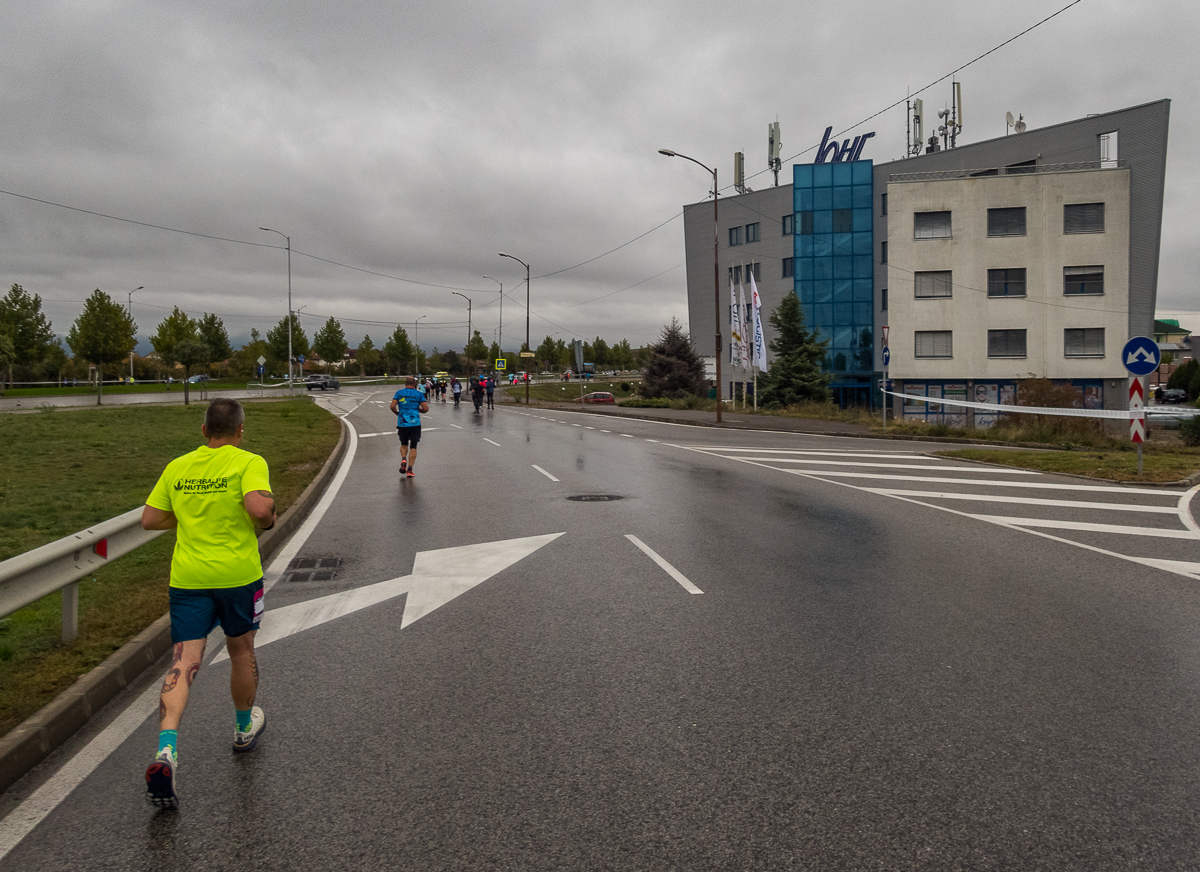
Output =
[
  {"x1": 406, "y1": 376, "x2": 417, "y2": 386},
  {"x1": 205, "y1": 398, "x2": 245, "y2": 438}
]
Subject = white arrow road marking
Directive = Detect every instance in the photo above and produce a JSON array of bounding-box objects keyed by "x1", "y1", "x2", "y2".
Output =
[{"x1": 213, "y1": 533, "x2": 563, "y2": 661}]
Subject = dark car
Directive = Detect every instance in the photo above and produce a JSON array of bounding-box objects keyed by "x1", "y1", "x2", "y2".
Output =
[
  {"x1": 573, "y1": 391, "x2": 615, "y2": 404},
  {"x1": 305, "y1": 374, "x2": 340, "y2": 391},
  {"x1": 1159, "y1": 388, "x2": 1187, "y2": 404}
]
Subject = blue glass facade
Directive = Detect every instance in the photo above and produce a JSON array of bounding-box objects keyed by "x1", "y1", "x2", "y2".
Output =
[{"x1": 793, "y1": 160, "x2": 874, "y2": 375}]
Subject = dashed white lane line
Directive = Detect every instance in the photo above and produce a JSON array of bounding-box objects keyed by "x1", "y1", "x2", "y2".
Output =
[
  {"x1": 572, "y1": 423, "x2": 582, "y2": 427},
  {"x1": 621, "y1": 434, "x2": 634, "y2": 438},
  {"x1": 359, "y1": 431, "x2": 394, "y2": 438},
  {"x1": 484, "y1": 438, "x2": 501, "y2": 447},
  {"x1": 450, "y1": 423, "x2": 463, "y2": 430},
  {"x1": 625, "y1": 535, "x2": 704, "y2": 595},
  {"x1": 585, "y1": 426, "x2": 596, "y2": 430},
  {"x1": 532, "y1": 465, "x2": 560, "y2": 482},
  {"x1": 646, "y1": 439, "x2": 659, "y2": 443},
  {"x1": 600, "y1": 430, "x2": 611, "y2": 433}
]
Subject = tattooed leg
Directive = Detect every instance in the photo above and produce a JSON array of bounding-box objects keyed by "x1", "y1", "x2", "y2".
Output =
[
  {"x1": 226, "y1": 630, "x2": 259, "y2": 711},
  {"x1": 158, "y1": 639, "x2": 207, "y2": 730}
]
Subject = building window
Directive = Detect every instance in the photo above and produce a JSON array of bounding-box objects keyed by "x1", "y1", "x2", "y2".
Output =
[
  {"x1": 914, "y1": 271, "x2": 953, "y2": 298},
  {"x1": 1064, "y1": 265, "x2": 1104, "y2": 295},
  {"x1": 880, "y1": 241, "x2": 887, "y2": 264},
  {"x1": 729, "y1": 226, "x2": 742, "y2": 246},
  {"x1": 915, "y1": 331, "x2": 953, "y2": 358},
  {"x1": 832, "y1": 209, "x2": 853, "y2": 233},
  {"x1": 729, "y1": 265, "x2": 742, "y2": 285},
  {"x1": 881, "y1": 288, "x2": 888, "y2": 311},
  {"x1": 987, "y1": 268, "x2": 1027, "y2": 297},
  {"x1": 782, "y1": 257, "x2": 794, "y2": 278},
  {"x1": 1065, "y1": 328, "x2": 1105, "y2": 357},
  {"x1": 988, "y1": 329, "x2": 1027, "y2": 358},
  {"x1": 782, "y1": 214, "x2": 794, "y2": 235},
  {"x1": 749, "y1": 261, "x2": 761, "y2": 282},
  {"x1": 914, "y1": 211, "x2": 952, "y2": 239},
  {"x1": 798, "y1": 211, "x2": 814, "y2": 235},
  {"x1": 745, "y1": 223, "x2": 760, "y2": 243},
  {"x1": 881, "y1": 193, "x2": 888, "y2": 216},
  {"x1": 987, "y1": 207, "x2": 1026, "y2": 237},
  {"x1": 1064, "y1": 203, "x2": 1105, "y2": 234}
]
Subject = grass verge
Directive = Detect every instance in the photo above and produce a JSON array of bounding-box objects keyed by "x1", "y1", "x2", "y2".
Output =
[
  {"x1": 0, "y1": 398, "x2": 341, "y2": 738},
  {"x1": 937, "y1": 446, "x2": 1200, "y2": 483},
  {"x1": 507, "y1": 379, "x2": 639, "y2": 403}
]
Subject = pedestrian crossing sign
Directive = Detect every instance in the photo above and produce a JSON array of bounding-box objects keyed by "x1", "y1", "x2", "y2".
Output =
[{"x1": 495, "y1": 358, "x2": 507, "y2": 370}]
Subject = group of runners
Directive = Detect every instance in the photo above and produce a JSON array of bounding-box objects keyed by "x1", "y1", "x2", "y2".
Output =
[{"x1": 139, "y1": 370, "x2": 507, "y2": 807}]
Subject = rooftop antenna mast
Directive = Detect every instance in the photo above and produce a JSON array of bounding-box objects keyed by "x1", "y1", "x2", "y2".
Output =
[
  {"x1": 734, "y1": 151, "x2": 751, "y2": 194},
  {"x1": 937, "y1": 80, "x2": 964, "y2": 150},
  {"x1": 907, "y1": 98, "x2": 924, "y2": 157},
  {"x1": 768, "y1": 121, "x2": 782, "y2": 186}
]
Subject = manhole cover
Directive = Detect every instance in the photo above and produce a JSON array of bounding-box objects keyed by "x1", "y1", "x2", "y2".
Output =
[{"x1": 566, "y1": 494, "x2": 624, "y2": 502}]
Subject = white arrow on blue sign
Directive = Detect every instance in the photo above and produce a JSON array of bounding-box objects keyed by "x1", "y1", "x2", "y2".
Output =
[
  {"x1": 1122, "y1": 336, "x2": 1161, "y2": 376},
  {"x1": 882, "y1": 346, "x2": 891, "y2": 367}
]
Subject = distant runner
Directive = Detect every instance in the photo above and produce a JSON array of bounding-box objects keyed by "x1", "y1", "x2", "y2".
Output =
[
  {"x1": 390, "y1": 376, "x2": 430, "y2": 478},
  {"x1": 486, "y1": 377, "x2": 495, "y2": 409},
  {"x1": 470, "y1": 377, "x2": 484, "y2": 414},
  {"x1": 141, "y1": 398, "x2": 276, "y2": 808}
]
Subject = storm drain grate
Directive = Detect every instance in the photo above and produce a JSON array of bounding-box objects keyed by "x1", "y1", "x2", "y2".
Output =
[
  {"x1": 285, "y1": 557, "x2": 343, "y2": 583},
  {"x1": 566, "y1": 494, "x2": 624, "y2": 502}
]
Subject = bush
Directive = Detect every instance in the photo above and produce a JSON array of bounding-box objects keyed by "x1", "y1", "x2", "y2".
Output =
[
  {"x1": 620, "y1": 397, "x2": 670, "y2": 408},
  {"x1": 1180, "y1": 415, "x2": 1200, "y2": 447}
]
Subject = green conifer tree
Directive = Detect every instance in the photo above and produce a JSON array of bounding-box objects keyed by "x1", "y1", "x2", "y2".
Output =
[{"x1": 758, "y1": 292, "x2": 831, "y2": 407}]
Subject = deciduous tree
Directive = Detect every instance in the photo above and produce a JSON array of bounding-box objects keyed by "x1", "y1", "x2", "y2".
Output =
[
  {"x1": 312, "y1": 317, "x2": 347, "y2": 373},
  {"x1": 0, "y1": 284, "x2": 55, "y2": 390},
  {"x1": 66, "y1": 290, "x2": 136, "y2": 405},
  {"x1": 383, "y1": 326, "x2": 415, "y2": 375}
]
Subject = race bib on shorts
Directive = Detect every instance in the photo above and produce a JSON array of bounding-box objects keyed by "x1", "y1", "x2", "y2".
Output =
[{"x1": 253, "y1": 588, "x2": 265, "y2": 623}]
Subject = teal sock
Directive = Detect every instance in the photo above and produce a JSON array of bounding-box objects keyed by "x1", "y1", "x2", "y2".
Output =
[
  {"x1": 236, "y1": 708, "x2": 253, "y2": 732},
  {"x1": 158, "y1": 729, "x2": 178, "y2": 756}
]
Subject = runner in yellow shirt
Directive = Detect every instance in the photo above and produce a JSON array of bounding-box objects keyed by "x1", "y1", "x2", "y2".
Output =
[{"x1": 141, "y1": 398, "x2": 277, "y2": 807}]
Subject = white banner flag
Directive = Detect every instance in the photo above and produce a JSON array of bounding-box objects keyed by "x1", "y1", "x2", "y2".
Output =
[
  {"x1": 750, "y1": 274, "x2": 767, "y2": 371},
  {"x1": 737, "y1": 282, "x2": 751, "y2": 368},
  {"x1": 729, "y1": 276, "x2": 742, "y2": 367}
]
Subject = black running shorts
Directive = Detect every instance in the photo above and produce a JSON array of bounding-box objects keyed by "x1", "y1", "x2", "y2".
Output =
[{"x1": 397, "y1": 425, "x2": 421, "y2": 447}]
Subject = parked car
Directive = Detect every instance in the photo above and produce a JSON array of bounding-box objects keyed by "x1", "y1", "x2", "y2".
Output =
[
  {"x1": 1159, "y1": 388, "x2": 1188, "y2": 404},
  {"x1": 573, "y1": 391, "x2": 616, "y2": 404},
  {"x1": 187, "y1": 374, "x2": 211, "y2": 384},
  {"x1": 305, "y1": 374, "x2": 340, "y2": 391}
]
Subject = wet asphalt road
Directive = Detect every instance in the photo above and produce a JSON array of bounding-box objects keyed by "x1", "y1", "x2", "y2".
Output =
[{"x1": 4, "y1": 389, "x2": 1200, "y2": 870}]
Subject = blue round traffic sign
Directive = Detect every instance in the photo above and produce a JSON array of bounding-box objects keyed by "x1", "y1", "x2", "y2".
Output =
[
  {"x1": 882, "y1": 346, "x2": 891, "y2": 367},
  {"x1": 1121, "y1": 336, "x2": 1160, "y2": 376}
]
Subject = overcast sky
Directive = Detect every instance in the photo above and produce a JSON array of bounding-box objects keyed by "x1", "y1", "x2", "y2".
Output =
[{"x1": 1, "y1": 0, "x2": 1195, "y2": 355}]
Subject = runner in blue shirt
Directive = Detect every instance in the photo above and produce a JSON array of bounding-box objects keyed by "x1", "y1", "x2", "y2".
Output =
[{"x1": 389, "y1": 376, "x2": 430, "y2": 478}]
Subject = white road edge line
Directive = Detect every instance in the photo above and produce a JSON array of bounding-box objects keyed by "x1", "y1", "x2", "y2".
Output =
[
  {"x1": 484, "y1": 438, "x2": 501, "y2": 446},
  {"x1": 624, "y1": 535, "x2": 703, "y2": 595},
  {"x1": 532, "y1": 465, "x2": 560, "y2": 482},
  {"x1": 1179, "y1": 484, "x2": 1200, "y2": 535},
  {"x1": 0, "y1": 415, "x2": 364, "y2": 858}
]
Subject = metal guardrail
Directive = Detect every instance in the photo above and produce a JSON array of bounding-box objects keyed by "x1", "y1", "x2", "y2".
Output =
[
  {"x1": 889, "y1": 159, "x2": 1126, "y2": 183},
  {"x1": 0, "y1": 509, "x2": 165, "y2": 642}
]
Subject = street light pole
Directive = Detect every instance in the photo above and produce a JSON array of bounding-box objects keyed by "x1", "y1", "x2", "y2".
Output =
[
  {"x1": 127, "y1": 286, "x2": 142, "y2": 381},
  {"x1": 414, "y1": 315, "x2": 426, "y2": 376},
  {"x1": 259, "y1": 228, "x2": 293, "y2": 393},
  {"x1": 659, "y1": 149, "x2": 722, "y2": 423},
  {"x1": 483, "y1": 275, "x2": 503, "y2": 356},
  {"x1": 498, "y1": 253, "x2": 530, "y2": 405},
  {"x1": 451, "y1": 292, "x2": 473, "y2": 374}
]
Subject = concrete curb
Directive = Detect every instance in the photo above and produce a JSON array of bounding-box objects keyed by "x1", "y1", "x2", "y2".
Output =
[{"x1": 0, "y1": 417, "x2": 350, "y2": 795}]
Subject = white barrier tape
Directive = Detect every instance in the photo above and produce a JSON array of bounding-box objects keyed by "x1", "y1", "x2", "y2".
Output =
[{"x1": 882, "y1": 389, "x2": 1200, "y2": 420}]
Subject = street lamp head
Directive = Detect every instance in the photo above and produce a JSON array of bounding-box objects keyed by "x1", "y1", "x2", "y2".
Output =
[
  {"x1": 658, "y1": 149, "x2": 677, "y2": 157},
  {"x1": 134, "y1": 286, "x2": 144, "y2": 291}
]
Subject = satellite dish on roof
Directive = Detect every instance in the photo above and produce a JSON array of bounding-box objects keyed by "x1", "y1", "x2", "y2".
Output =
[
  {"x1": 1014, "y1": 120, "x2": 1026, "y2": 133},
  {"x1": 1006, "y1": 111, "x2": 1015, "y2": 127}
]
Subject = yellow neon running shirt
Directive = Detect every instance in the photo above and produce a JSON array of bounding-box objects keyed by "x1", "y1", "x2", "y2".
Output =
[{"x1": 146, "y1": 444, "x2": 272, "y2": 589}]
